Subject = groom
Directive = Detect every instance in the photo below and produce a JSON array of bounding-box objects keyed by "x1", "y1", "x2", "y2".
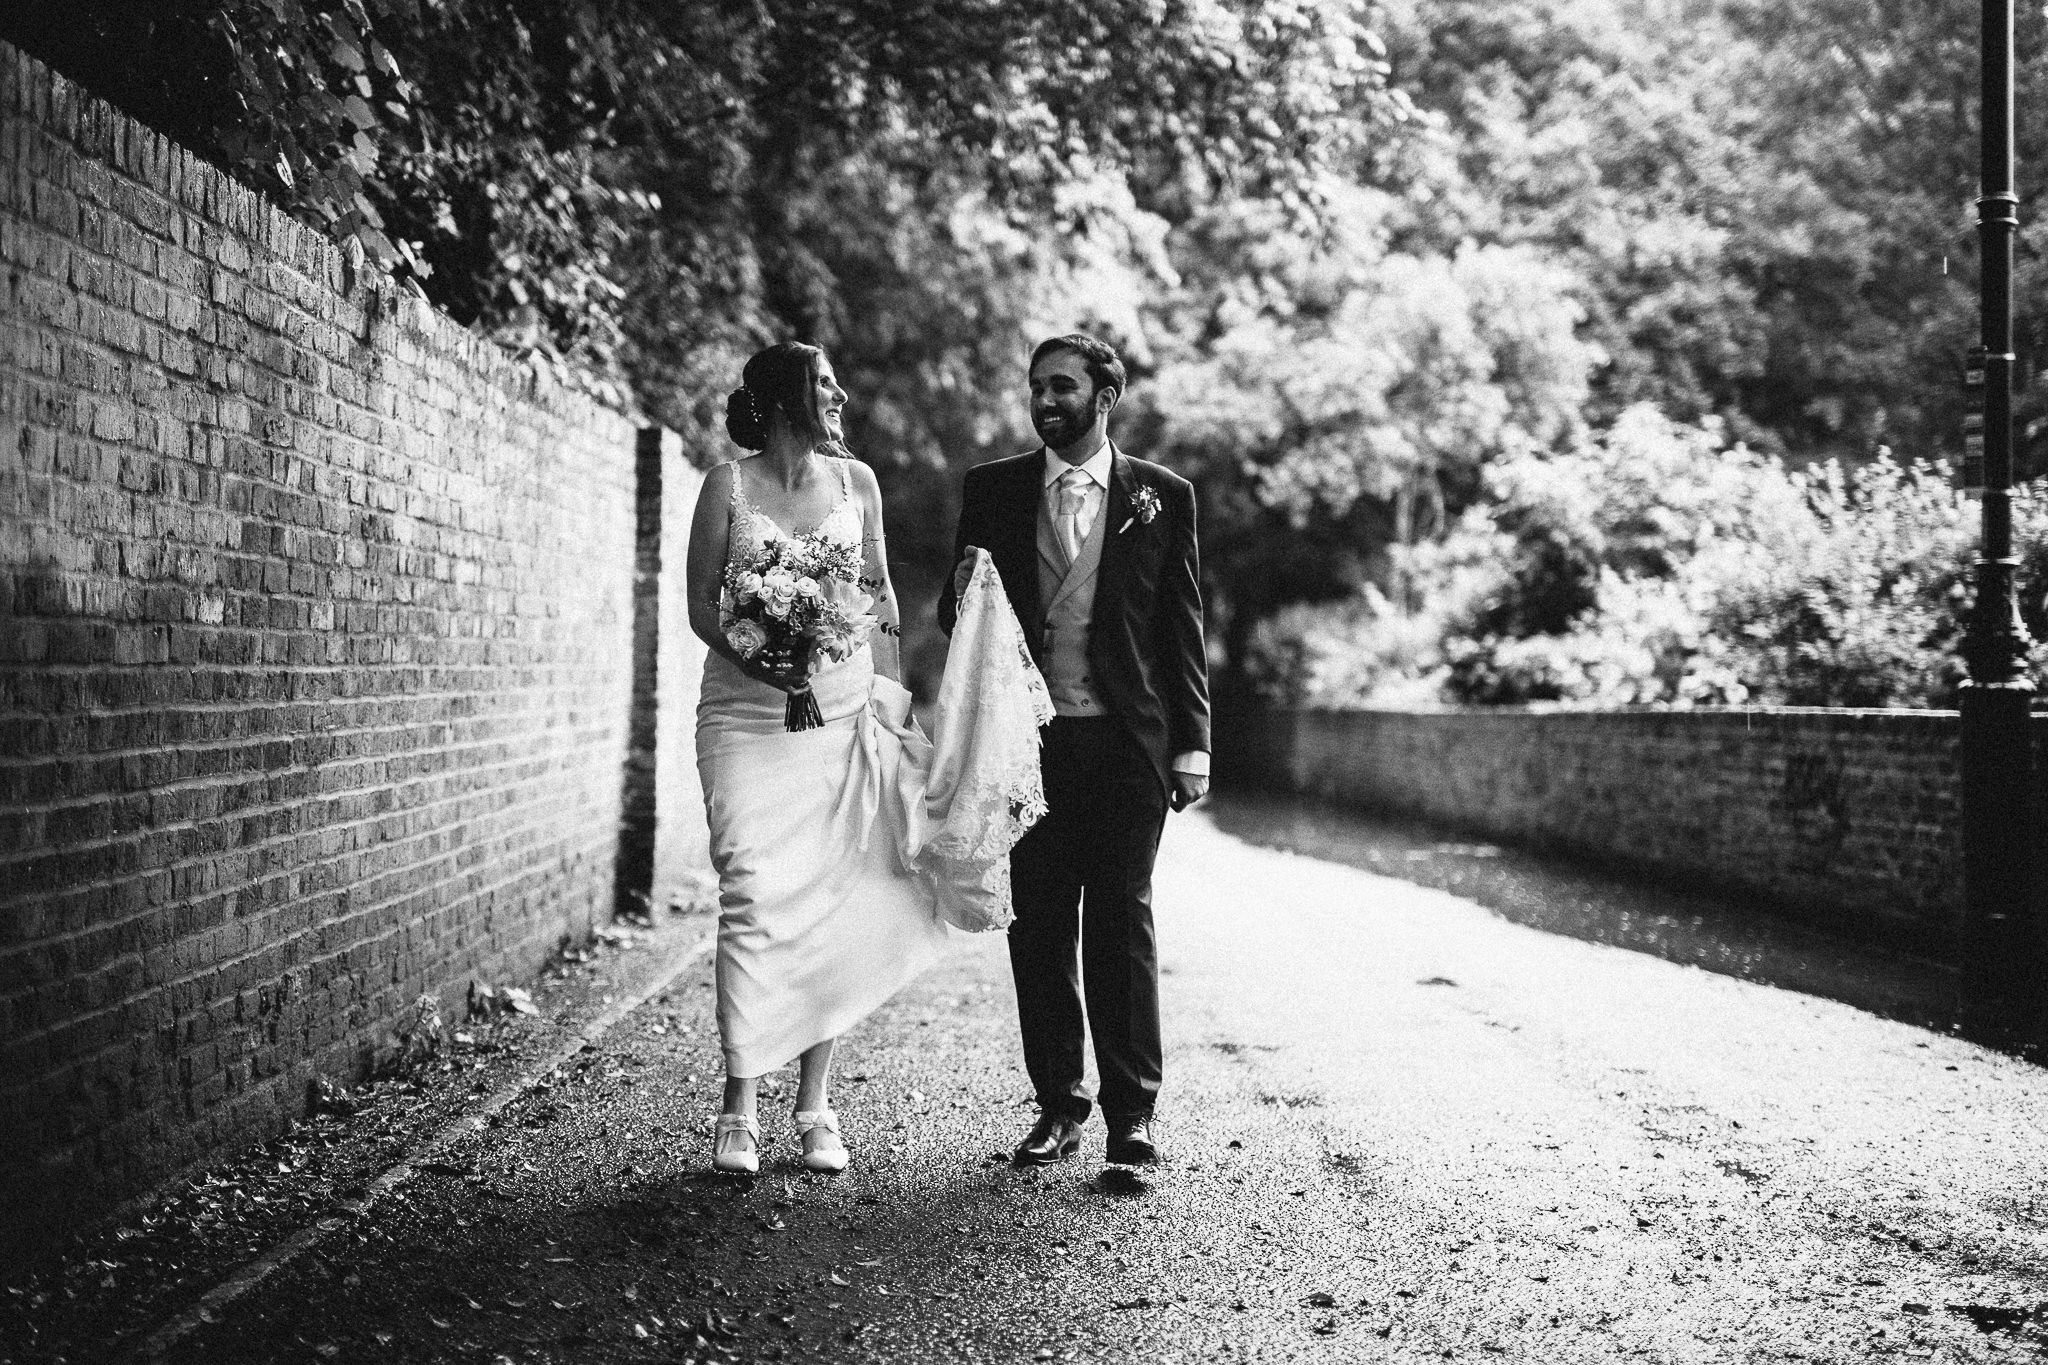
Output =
[{"x1": 938, "y1": 333, "x2": 1210, "y2": 1167}]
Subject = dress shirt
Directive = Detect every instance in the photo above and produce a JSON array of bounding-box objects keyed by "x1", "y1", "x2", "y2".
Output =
[
  {"x1": 1040, "y1": 444, "x2": 1209, "y2": 781},
  {"x1": 1041, "y1": 444, "x2": 1111, "y2": 549}
]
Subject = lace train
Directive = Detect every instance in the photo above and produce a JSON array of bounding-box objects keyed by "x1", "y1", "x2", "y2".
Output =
[{"x1": 913, "y1": 549, "x2": 1055, "y2": 931}]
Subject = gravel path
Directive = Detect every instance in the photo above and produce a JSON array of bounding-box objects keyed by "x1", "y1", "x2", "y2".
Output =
[{"x1": 19, "y1": 800, "x2": 2048, "y2": 1363}]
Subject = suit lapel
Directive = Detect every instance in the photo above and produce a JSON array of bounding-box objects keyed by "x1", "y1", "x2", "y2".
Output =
[
  {"x1": 1093, "y1": 446, "x2": 1135, "y2": 621},
  {"x1": 1036, "y1": 489, "x2": 1068, "y2": 577},
  {"x1": 1004, "y1": 453, "x2": 1046, "y2": 629}
]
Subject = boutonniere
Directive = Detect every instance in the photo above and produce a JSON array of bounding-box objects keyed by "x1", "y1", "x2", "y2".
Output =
[{"x1": 1119, "y1": 484, "x2": 1162, "y2": 534}]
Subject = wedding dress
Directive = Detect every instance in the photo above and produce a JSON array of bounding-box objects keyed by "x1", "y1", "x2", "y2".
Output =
[
  {"x1": 697, "y1": 464, "x2": 1051, "y2": 1078},
  {"x1": 910, "y1": 548, "x2": 1056, "y2": 931},
  {"x1": 696, "y1": 458, "x2": 950, "y2": 1079}
]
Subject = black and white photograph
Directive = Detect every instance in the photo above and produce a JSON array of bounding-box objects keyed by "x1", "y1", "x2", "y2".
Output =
[{"x1": 3, "y1": 1, "x2": 2048, "y2": 1360}]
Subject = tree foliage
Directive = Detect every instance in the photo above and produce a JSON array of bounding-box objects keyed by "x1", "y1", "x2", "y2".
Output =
[
  {"x1": 5, "y1": 0, "x2": 1391, "y2": 411},
  {"x1": 13, "y1": 0, "x2": 2042, "y2": 707}
]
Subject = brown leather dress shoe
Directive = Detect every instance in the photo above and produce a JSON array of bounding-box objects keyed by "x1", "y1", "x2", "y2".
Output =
[
  {"x1": 1012, "y1": 1112, "x2": 1084, "y2": 1166},
  {"x1": 1105, "y1": 1116, "x2": 1158, "y2": 1166}
]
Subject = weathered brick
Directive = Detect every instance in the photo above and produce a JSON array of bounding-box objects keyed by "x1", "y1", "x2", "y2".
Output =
[{"x1": 1, "y1": 39, "x2": 707, "y2": 1265}]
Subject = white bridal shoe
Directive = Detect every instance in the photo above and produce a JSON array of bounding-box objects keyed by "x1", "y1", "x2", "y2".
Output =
[
  {"x1": 794, "y1": 1109, "x2": 848, "y2": 1173},
  {"x1": 712, "y1": 1113, "x2": 760, "y2": 1175}
]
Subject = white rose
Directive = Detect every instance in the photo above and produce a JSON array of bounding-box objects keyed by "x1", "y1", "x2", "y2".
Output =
[
  {"x1": 795, "y1": 576, "x2": 821, "y2": 600},
  {"x1": 821, "y1": 578, "x2": 873, "y2": 615},
  {"x1": 764, "y1": 596, "x2": 791, "y2": 619},
  {"x1": 737, "y1": 572, "x2": 764, "y2": 600}
]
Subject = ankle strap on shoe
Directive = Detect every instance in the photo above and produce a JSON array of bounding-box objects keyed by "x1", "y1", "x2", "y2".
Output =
[
  {"x1": 716, "y1": 1113, "x2": 760, "y2": 1136},
  {"x1": 792, "y1": 1109, "x2": 839, "y2": 1133}
]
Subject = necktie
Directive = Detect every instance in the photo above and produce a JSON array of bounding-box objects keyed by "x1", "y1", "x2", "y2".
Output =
[{"x1": 1056, "y1": 468, "x2": 1091, "y2": 565}]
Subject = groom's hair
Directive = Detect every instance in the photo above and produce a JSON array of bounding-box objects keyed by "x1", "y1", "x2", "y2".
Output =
[{"x1": 1031, "y1": 333, "x2": 1126, "y2": 406}]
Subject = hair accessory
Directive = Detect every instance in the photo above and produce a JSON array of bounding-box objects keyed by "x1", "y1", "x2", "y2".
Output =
[{"x1": 741, "y1": 386, "x2": 763, "y2": 429}]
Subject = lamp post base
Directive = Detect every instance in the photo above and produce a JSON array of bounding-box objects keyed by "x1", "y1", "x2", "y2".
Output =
[{"x1": 1958, "y1": 681, "x2": 2041, "y2": 1034}]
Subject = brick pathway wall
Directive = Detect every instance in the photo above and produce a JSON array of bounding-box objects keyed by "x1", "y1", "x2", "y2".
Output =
[
  {"x1": 0, "y1": 44, "x2": 668, "y2": 1249},
  {"x1": 1222, "y1": 706, "x2": 1969, "y2": 958}
]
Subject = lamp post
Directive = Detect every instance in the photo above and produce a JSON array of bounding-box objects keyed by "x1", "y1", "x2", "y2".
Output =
[{"x1": 1960, "y1": 0, "x2": 2039, "y2": 1027}]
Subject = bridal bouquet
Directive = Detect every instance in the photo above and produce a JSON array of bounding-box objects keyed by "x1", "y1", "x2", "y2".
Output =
[{"x1": 720, "y1": 533, "x2": 877, "y2": 730}]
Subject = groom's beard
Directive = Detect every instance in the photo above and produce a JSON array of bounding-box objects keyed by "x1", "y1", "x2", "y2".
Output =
[{"x1": 1032, "y1": 408, "x2": 1083, "y2": 449}]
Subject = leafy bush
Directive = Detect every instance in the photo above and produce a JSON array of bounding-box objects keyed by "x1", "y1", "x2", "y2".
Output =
[{"x1": 1247, "y1": 404, "x2": 2048, "y2": 710}]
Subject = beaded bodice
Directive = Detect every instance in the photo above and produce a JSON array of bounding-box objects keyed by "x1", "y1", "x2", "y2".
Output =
[{"x1": 726, "y1": 456, "x2": 862, "y2": 568}]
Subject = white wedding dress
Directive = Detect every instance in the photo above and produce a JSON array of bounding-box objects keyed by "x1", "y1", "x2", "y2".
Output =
[{"x1": 696, "y1": 459, "x2": 950, "y2": 1079}]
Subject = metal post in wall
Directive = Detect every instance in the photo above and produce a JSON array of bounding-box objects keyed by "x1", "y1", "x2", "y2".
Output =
[
  {"x1": 613, "y1": 428, "x2": 669, "y2": 922},
  {"x1": 1960, "y1": 0, "x2": 2041, "y2": 1032}
]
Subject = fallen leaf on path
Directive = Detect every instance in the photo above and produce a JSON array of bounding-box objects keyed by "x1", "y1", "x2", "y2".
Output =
[
  {"x1": 1302, "y1": 1292, "x2": 1336, "y2": 1308},
  {"x1": 829, "y1": 1273, "x2": 851, "y2": 1286}
]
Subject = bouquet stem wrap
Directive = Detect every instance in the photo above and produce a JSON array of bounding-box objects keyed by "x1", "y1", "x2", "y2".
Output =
[{"x1": 785, "y1": 682, "x2": 824, "y2": 732}]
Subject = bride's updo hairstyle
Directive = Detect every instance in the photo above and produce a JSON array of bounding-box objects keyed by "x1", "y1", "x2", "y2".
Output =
[{"x1": 724, "y1": 341, "x2": 839, "y2": 452}]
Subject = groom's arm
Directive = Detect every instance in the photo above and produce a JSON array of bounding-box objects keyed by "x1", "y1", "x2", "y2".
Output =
[{"x1": 1159, "y1": 477, "x2": 1211, "y2": 796}]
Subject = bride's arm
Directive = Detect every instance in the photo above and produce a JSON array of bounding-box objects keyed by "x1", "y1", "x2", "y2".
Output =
[
  {"x1": 686, "y1": 462, "x2": 797, "y2": 690},
  {"x1": 849, "y1": 461, "x2": 903, "y2": 683}
]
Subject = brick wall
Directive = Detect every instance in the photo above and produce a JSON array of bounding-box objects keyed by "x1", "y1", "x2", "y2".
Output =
[
  {"x1": 0, "y1": 43, "x2": 703, "y2": 1254},
  {"x1": 1221, "y1": 706, "x2": 1970, "y2": 957}
]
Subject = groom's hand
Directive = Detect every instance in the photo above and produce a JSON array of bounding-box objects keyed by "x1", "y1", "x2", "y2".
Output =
[
  {"x1": 1170, "y1": 771, "x2": 1209, "y2": 812},
  {"x1": 952, "y1": 547, "x2": 981, "y2": 599}
]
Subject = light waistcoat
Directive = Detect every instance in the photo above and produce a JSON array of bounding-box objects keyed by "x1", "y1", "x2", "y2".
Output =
[{"x1": 1035, "y1": 478, "x2": 1112, "y2": 717}]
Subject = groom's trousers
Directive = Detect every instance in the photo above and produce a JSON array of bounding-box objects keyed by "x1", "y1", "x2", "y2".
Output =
[{"x1": 1007, "y1": 715, "x2": 1167, "y2": 1124}]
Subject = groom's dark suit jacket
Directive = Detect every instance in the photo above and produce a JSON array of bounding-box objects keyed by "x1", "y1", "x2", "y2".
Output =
[{"x1": 938, "y1": 446, "x2": 1210, "y2": 798}]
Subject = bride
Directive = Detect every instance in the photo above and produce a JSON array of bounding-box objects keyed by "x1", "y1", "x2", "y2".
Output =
[{"x1": 685, "y1": 341, "x2": 952, "y2": 1175}]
